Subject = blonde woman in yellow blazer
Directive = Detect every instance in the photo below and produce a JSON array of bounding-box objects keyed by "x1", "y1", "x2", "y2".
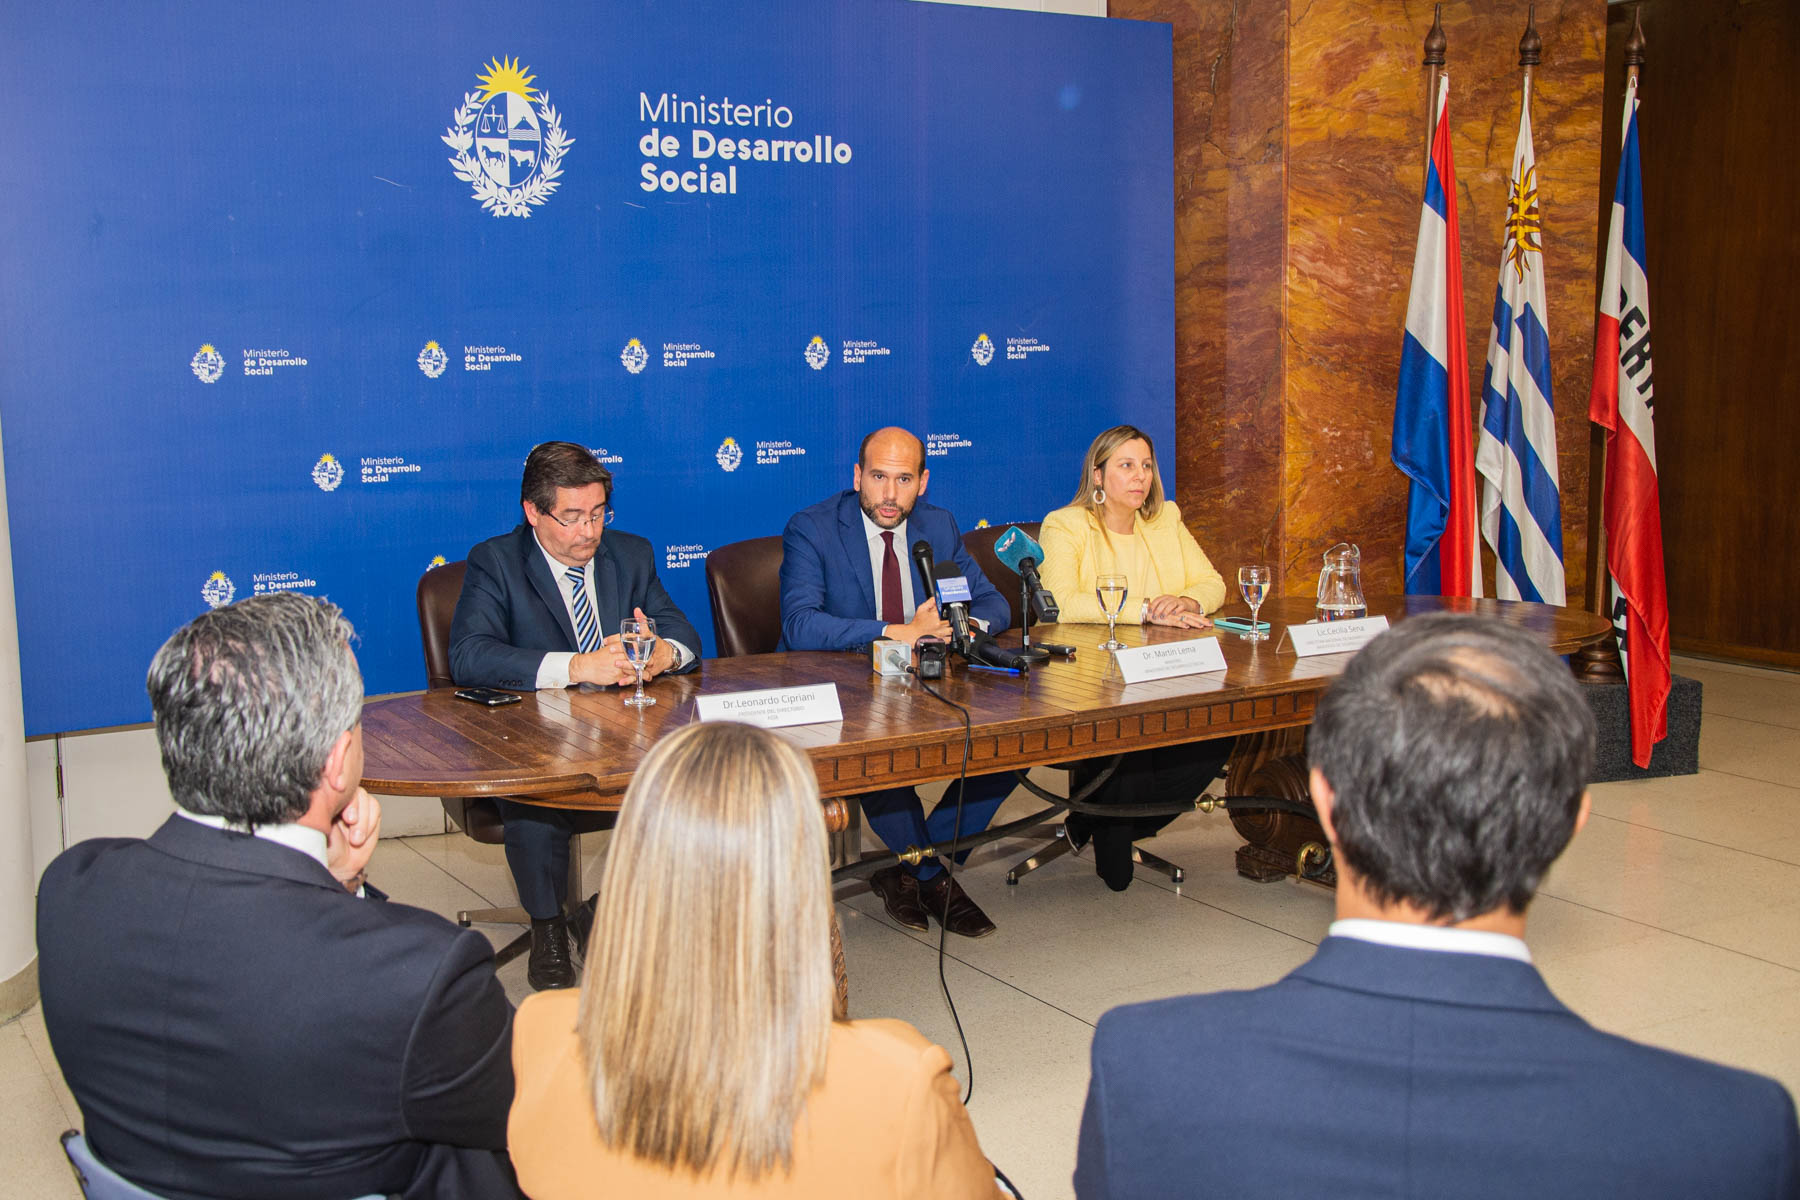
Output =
[
  {"x1": 507, "y1": 721, "x2": 1011, "y2": 1200},
  {"x1": 1036, "y1": 425, "x2": 1235, "y2": 891}
]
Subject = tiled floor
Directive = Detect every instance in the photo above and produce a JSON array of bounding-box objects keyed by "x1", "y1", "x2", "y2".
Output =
[{"x1": 10, "y1": 654, "x2": 1800, "y2": 1199}]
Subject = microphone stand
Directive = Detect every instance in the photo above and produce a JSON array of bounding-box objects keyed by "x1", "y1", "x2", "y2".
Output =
[{"x1": 1017, "y1": 575, "x2": 1050, "y2": 666}]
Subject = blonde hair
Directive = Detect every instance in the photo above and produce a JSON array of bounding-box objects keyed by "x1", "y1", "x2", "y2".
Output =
[
  {"x1": 1070, "y1": 424, "x2": 1166, "y2": 522},
  {"x1": 576, "y1": 721, "x2": 837, "y2": 1180}
]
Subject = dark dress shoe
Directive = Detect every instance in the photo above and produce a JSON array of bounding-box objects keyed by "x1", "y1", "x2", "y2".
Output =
[
  {"x1": 566, "y1": 893, "x2": 597, "y2": 961},
  {"x1": 1092, "y1": 822, "x2": 1135, "y2": 892},
  {"x1": 919, "y1": 873, "x2": 997, "y2": 938},
  {"x1": 527, "y1": 916, "x2": 577, "y2": 991},
  {"x1": 867, "y1": 865, "x2": 929, "y2": 931}
]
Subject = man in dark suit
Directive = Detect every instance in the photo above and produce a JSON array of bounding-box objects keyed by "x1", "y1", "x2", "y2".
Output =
[
  {"x1": 780, "y1": 426, "x2": 1013, "y2": 937},
  {"x1": 450, "y1": 440, "x2": 699, "y2": 989},
  {"x1": 37, "y1": 592, "x2": 518, "y2": 1200},
  {"x1": 1075, "y1": 614, "x2": 1799, "y2": 1199}
]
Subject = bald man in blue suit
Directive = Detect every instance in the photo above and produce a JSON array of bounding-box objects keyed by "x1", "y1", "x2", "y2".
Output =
[{"x1": 780, "y1": 427, "x2": 1014, "y2": 938}]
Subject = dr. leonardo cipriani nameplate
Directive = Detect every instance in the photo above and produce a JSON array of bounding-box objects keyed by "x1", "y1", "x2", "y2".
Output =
[
  {"x1": 1112, "y1": 636, "x2": 1228, "y2": 684},
  {"x1": 694, "y1": 683, "x2": 843, "y2": 729}
]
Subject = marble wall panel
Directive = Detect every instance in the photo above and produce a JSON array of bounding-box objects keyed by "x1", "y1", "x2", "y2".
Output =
[
  {"x1": 1116, "y1": 0, "x2": 1603, "y2": 606},
  {"x1": 1286, "y1": 0, "x2": 1604, "y2": 602},
  {"x1": 1114, "y1": 0, "x2": 1289, "y2": 584}
]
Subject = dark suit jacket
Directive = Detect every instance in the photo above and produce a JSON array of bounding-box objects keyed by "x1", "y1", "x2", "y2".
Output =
[
  {"x1": 449, "y1": 523, "x2": 700, "y2": 689},
  {"x1": 778, "y1": 491, "x2": 1010, "y2": 652},
  {"x1": 37, "y1": 816, "x2": 519, "y2": 1200},
  {"x1": 1075, "y1": 936, "x2": 1800, "y2": 1199}
]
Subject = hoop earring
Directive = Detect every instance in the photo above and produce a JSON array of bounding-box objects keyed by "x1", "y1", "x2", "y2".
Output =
[{"x1": 1091, "y1": 487, "x2": 1106, "y2": 506}]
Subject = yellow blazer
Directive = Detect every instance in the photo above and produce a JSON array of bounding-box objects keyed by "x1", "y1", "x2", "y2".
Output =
[
  {"x1": 508, "y1": 989, "x2": 998, "y2": 1200},
  {"x1": 1037, "y1": 502, "x2": 1225, "y2": 624}
]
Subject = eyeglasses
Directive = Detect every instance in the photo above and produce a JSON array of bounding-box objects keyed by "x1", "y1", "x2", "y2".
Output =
[{"x1": 539, "y1": 504, "x2": 615, "y2": 530}]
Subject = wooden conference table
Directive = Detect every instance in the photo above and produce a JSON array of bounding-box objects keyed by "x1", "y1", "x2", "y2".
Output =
[{"x1": 362, "y1": 594, "x2": 1612, "y2": 887}]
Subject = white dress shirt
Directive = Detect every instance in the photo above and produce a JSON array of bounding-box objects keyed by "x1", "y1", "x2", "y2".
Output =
[
  {"x1": 175, "y1": 806, "x2": 364, "y2": 897},
  {"x1": 532, "y1": 533, "x2": 693, "y2": 689},
  {"x1": 1327, "y1": 917, "x2": 1533, "y2": 963}
]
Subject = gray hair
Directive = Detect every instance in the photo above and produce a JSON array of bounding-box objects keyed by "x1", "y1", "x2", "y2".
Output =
[{"x1": 147, "y1": 592, "x2": 363, "y2": 825}]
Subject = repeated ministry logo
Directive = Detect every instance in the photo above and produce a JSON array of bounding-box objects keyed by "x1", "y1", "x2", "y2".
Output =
[
  {"x1": 191, "y1": 344, "x2": 225, "y2": 383},
  {"x1": 715, "y1": 437, "x2": 743, "y2": 472},
  {"x1": 417, "y1": 341, "x2": 448, "y2": 378},
  {"x1": 621, "y1": 338, "x2": 648, "y2": 374},
  {"x1": 442, "y1": 56, "x2": 572, "y2": 218},
  {"x1": 311, "y1": 453, "x2": 344, "y2": 492},
  {"x1": 804, "y1": 336, "x2": 830, "y2": 370},
  {"x1": 201, "y1": 571, "x2": 236, "y2": 609},
  {"x1": 970, "y1": 333, "x2": 995, "y2": 367}
]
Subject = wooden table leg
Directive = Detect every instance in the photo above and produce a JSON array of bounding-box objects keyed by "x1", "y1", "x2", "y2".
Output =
[
  {"x1": 830, "y1": 916, "x2": 849, "y2": 1018},
  {"x1": 1225, "y1": 728, "x2": 1336, "y2": 887}
]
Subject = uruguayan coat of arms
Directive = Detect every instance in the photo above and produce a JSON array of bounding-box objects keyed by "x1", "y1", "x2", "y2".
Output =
[{"x1": 442, "y1": 57, "x2": 572, "y2": 218}]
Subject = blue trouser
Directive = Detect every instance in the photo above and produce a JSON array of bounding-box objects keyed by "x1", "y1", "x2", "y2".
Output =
[
  {"x1": 860, "y1": 771, "x2": 1016, "y2": 881},
  {"x1": 497, "y1": 799, "x2": 615, "y2": 920}
]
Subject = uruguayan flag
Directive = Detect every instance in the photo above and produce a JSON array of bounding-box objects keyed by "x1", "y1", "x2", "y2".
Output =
[{"x1": 1476, "y1": 81, "x2": 1565, "y2": 604}]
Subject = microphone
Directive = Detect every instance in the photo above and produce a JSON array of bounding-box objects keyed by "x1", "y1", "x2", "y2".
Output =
[
  {"x1": 993, "y1": 525, "x2": 1059, "y2": 621},
  {"x1": 967, "y1": 628, "x2": 1030, "y2": 671}
]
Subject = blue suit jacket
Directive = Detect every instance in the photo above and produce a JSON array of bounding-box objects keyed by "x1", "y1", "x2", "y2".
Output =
[
  {"x1": 778, "y1": 491, "x2": 1010, "y2": 652},
  {"x1": 1076, "y1": 936, "x2": 1799, "y2": 1199},
  {"x1": 449, "y1": 524, "x2": 700, "y2": 690}
]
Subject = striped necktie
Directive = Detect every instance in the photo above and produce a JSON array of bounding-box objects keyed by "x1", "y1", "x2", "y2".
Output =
[{"x1": 565, "y1": 565, "x2": 602, "y2": 653}]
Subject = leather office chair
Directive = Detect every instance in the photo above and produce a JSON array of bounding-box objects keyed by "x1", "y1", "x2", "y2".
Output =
[
  {"x1": 704, "y1": 534, "x2": 785, "y2": 657},
  {"x1": 960, "y1": 524, "x2": 1188, "y2": 887},
  {"x1": 416, "y1": 562, "x2": 591, "y2": 967},
  {"x1": 702, "y1": 534, "x2": 862, "y2": 865}
]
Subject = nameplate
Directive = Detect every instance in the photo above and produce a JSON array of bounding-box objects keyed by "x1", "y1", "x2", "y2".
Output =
[
  {"x1": 695, "y1": 683, "x2": 843, "y2": 729},
  {"x1": 1287, "y1": 615, "x2": 1390, "y2": 657},
  {"x1": 1112, "y1": 636, "x2": 1227, "y2": 684}
]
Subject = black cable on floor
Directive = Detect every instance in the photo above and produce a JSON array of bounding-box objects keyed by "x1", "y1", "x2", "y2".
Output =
[{"x1": 911, "y1": 667, "x2": 978, "y2": 1108}]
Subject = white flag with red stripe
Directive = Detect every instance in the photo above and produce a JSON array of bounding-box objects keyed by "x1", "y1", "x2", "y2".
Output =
[{"x1": 1588, "y1": 78, "x2": 1669, "y2": 768}]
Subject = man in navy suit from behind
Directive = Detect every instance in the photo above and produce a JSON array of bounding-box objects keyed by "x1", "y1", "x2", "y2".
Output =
[
  {"x1": 780, "y1": 426, "x2": 1013, "y2": 937},
  {"x1": 38, "y1": 593, "x2": 518, "y2": 1199},
  {"x1": 450, "y1": 440, "x2": 699, "y2": 989},
  {"x1": 1076, "y1": 614, "x2": 1799, "y2": 1199}
]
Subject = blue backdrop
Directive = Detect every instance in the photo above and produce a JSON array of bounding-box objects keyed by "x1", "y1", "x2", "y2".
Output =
[{"x1": 1, "y1": 0, "x2": 1173, "y2": 735}]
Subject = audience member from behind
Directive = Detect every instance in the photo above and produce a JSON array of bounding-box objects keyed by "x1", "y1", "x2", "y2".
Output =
[
  {"x1": 38, "y1": 593, "x2": 519, "y2": 1200},
  {"x1": 1075, "y1": 614, "x2": 1799, "y2": 1199},
  {"x1": 508, "y1": 721, "x2": 1007, "y2": 1198}
]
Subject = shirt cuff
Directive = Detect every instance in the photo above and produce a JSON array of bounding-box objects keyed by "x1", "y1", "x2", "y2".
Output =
[{"x1": 536, "y1": 651, "x2": 575, "y2": 690}]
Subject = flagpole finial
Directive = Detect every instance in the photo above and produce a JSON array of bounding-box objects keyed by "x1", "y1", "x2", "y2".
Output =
[
  {"x1": 1519, "y1": 5, "x2": 1541, "y2": 68},
  {"x1": 1424, "y1": 4, "x2": 1447, "y2": 67},
  {"x1": 1624, "y1": 5, "x2": 1647, "y2": 70}
]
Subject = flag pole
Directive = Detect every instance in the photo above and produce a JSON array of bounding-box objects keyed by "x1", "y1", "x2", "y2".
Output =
[
  {"x1": 1422, "y1": 4, "x2": 1446, "y2": 156},
  {"x1": 1519, "y1": 4, "x2": 1539, "y2": 104},
  {"x1": 1576, "y1": 5, "x2": 1644, "y2": 681}
]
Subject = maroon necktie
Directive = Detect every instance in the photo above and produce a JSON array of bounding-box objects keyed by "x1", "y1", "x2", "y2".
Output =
[{"x1": 880, "y1": 531, "x2": 904, "y2": 624}]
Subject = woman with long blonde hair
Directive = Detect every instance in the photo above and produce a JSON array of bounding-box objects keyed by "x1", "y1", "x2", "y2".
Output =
[
  {"x1": 507, "y1": 720, "x2": 1003, "y2": 1198},
  {"x1": 1037, "y1": 425, "x2": 1235, "y2": 891}
]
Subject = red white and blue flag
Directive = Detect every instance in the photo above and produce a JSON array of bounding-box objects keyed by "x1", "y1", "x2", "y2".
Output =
[
  {"x1": 1589, "y1": 78, "x2": 1669, "y2": 768},
  {"x1": 1476, "y1": 80, "x2": 1566, "y2": 605},
  {"x1": 1393, "y1": 76, "x2": 1481, "y2": 598}
]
